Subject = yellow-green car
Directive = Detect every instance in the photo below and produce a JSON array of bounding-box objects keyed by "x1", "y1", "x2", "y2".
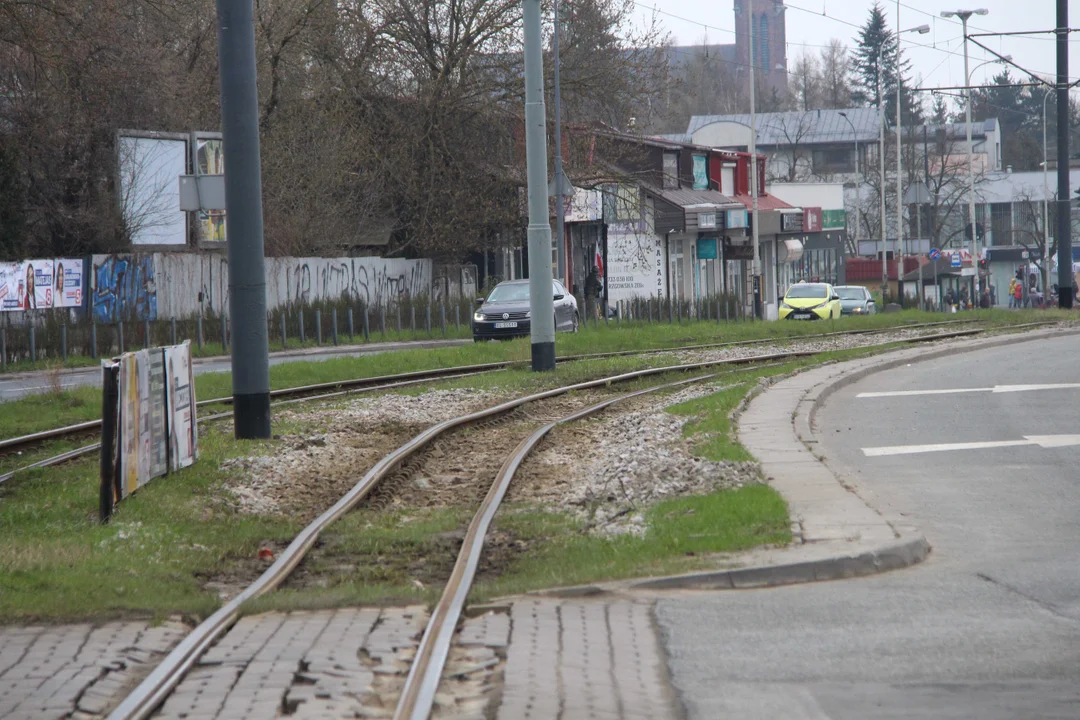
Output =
[{"x1": 779, "y1": 282, "x2": 842, "y2": 320}]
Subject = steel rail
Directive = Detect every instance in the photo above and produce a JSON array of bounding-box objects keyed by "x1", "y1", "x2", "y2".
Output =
[
  {"x1": 105, "y1": 348, "x2": 825, "y2": 720},
  {"x1": 393, "y1": 370, "x2": 737, "y2": 720},
  {"x1": 0, "y1": 318, "x2": 987, "y2": 453}
]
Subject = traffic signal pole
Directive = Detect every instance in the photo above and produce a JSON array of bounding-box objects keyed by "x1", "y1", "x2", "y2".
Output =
[{"x1": 1055, "y1": 0, "x2": 1072, "y2": 308}]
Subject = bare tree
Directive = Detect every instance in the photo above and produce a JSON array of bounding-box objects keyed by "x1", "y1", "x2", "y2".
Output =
[
  {"x1": 789, "y1": 51, "x2": 822, "y2": 111},
  {"x1": 764, "y1": 113, "x2": 817, "y2": 182},
  {"x1": 818, "y1": 39, "x2": 852, "y2": 109}
]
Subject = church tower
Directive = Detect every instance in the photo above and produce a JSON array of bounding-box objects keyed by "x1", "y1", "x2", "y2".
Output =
[{"x1": 734, "y1": 0, "x2": 789, "y2": 98}]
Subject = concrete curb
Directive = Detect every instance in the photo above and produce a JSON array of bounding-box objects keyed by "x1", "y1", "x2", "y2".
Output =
[{"x1": 520, "y1": 324, "x2": 1080, "y2": 599}]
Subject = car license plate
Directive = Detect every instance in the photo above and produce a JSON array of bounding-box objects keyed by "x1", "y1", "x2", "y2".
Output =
[
  {"x1": 494, "y1": 321, "x2": 518, "y2": 329},
  {"x1": 793, "y1": 313, "x2": 812, "y2": 319}
]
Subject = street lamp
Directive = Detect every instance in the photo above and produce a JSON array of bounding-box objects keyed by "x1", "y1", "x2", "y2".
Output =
[
  {"x1": 1043, "y1": 87, "x2": 1052, "y2": 305},
  {"x1": 895, "y1": 18, "x2": 930, "y2": 306},
  {"x1": 838, "y1": 111, "x2": 860, "y2": 246},
  {"x1": 941, "y1": 7, "x2": 988, "y2": 306}
]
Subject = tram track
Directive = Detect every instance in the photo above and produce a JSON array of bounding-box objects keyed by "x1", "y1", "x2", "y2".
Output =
[
  {"x1": 0, "y1": 317, "x2": 986, "y2": 457},
  {"x1": 103, "y1": 323, "x2": 1045, "y2": 720},
  {"x1": 0, "y1": 320, "x2": 1059, "y2": 488}
]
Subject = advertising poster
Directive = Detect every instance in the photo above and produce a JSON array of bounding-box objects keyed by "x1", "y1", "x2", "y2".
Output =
[
  {"x1": 166, "y1": 341, "x2": 197, "y2": 471},
  {"x1": 148, "y1": 350, "x2": 168, "y2": 479},
  {"x1": 53, "y1": 259, "x2": 84, "y2": 308},
  {"x1": 118, "y1": 353, "x2": 140, "y2": 498},
  {"x1": 31, "y1": 259, "x2": 55, "y2": 309},
  {"x1": 197, "y1": 138, "x2": 226, "y2": 245},
  {"x1": 135, "y1": 349, "x2": 152, "y2": 487},
  {"x1": 0, "y1": 263, "x2": 20, "y2": 311}
]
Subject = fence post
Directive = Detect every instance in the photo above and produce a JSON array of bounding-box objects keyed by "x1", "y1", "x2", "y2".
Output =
[
  {"x1": 424, "y1": 304, "x2": 431, "y2": 335},
  {"x1": 0, "y1": 327, "x2": 5, "y2": 370},
  {"x1": 410, "y1": 305, "x2": 416, "y2": 332},
  {"x1": 299, "y1": 310, "x2": 306, "y2": 343},
  {"x1": 616, "y1": 300, "x2": 622, "y2": 325},
  {"x1": 440, "y1": 303, "x2": 446, "y2": 336},
  {"x1": 315, "y1": 309, "x2": 322, "y2": 345},
  {"x1": 331, "y1": 308, "x2": 338, "y2": 346},
  {"x1": 280, "y1": 314, "x2": 287, "y2": 350},
  {"x1": 381, "y1": 306, "x2": 387, "y2": 337},
  {"x1": 455, "y1": 305, "x2": 460, "y2": 331},
  {"x1": 363, "y1": 306, "x2": 371, "y2": 342},
  {"x1": 29, "y1": 325, "x2": 36, "y2": 363},
  {"x1": 197, "y1": 315, "x2": 204, "y2": 350},
  {"x1": 170, "y1": 318, "x2": 177, "y2": 345},
  {"x1": 117, "y1": 322, "x2": 124, "y2": 354},
  {"x1": 143, "y1": 319, "x2": 151, "y2": 349},
  {"x1": 395, "y1": 304, "x2": 401, "y2": 333},
  {"x1": 61, "y1": 324, "x2": 68, "y2": 361},
  {"x1": 221, "y1": 317, "x2": 228, "y2": 352},
  {"x1": 347, "y1": 307, "x2": 354, "y2": 340},
  {"x1": 99, "y1": 363, "x2": 120, "y2": 524},
  {"x1": 90, "y1": 322, "x2": 97, "y2": 360}
]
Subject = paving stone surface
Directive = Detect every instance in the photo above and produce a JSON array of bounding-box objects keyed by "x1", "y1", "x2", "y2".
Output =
[
  {"x1": 497, "y1": 599, "x2": 677, "y2": 720},
  {"x1": 0, "y1": 619, "x2": 188, "y2": 720}
]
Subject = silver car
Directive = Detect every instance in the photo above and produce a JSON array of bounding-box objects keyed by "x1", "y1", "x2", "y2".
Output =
[{"x1": 835, "y1": 286, "x2": 876, "y2": 315}]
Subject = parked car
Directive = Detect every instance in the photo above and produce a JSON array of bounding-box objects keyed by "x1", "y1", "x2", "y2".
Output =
[
  {"x1": 835, "y1": 285, "x2": 877, "y2": 315},
  {"x1": 472, "y1": 279, "x2": 579, "y2": 341},
  {"x1": 779, "y1": 282, "x2": 842, "y2": 320}
]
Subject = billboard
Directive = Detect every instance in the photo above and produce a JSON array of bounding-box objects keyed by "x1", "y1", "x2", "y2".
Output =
[
  {"x1": 54, "y1": 258, "x2": 84, "y2": 308},
  {"x1": 0, "y1": 263, "x2": 19, "y2": 311},
  {"x1": 165, "y1": 341, "x2": 197, "y2": 470},
  {"x1": 196, "y1": 137, "x2": 226, "y2": 245},
  {"x1": 117, "y1": 133, "x2": 189, "y2": 247}
]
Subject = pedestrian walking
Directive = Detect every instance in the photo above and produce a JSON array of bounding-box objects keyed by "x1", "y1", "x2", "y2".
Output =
[
  {"x1": 584, "y1": 266, "x2": 602, "y2": 323},
  {"x1": 1013, "y1": 281, "x2": 1022, "y2": 309},
  {"x1": 1008, "y1": 277, "x2": 1017, "y2": 309}
]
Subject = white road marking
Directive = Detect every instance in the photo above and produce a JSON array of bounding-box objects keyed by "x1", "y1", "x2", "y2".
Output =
[
  {"x1": 857, "y1": 383, "x2": 1080, "y2": 399},
  {"x1": 862, "y1": 435, "x2": 1080, "y2": 457}
]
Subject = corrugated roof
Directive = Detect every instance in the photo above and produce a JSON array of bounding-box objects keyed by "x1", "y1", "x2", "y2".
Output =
[
  {"x1": 651, "y1": 187, "x2": 742, "y2": 209},
  {"x1": 729, "y1": 193, "x2": 794, "y2": 211},
  {"x1": 688, "y1": 108, "x2": 883, "y2": 145}
]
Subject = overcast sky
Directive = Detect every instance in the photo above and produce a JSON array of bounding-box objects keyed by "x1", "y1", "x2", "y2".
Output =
[{"x1": 638, "y1": 0, "x2": 1079, "y2": 99}]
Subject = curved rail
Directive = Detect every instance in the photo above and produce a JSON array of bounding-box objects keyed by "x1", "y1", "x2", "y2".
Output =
[
  {"x1": 0, "y1": 317, "x2": 990, "y2": 454},
  {"x1": 394, "y1": 370, "x2": 732, "y2": 719},
  {"x1": 105, "y1": 348, "x2": 821, "y2": 720}
]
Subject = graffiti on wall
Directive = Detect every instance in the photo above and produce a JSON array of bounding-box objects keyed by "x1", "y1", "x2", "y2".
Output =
[
  {"x1": 282, "y1": 258, "x2": 431, "y2": 308},
  {"x1": 92, "y1": 255, "x2": 158, "y2": 322}
]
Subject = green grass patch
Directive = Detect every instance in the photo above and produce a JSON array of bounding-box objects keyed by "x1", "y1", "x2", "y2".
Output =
[{"x1": 0, "y1": 423, "x2": 298, "y2": 623}]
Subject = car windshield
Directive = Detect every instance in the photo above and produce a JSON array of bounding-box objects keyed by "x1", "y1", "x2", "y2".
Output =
[
  {"x1": 486, "y1": 284, "x2": 530, "y2": 302},
  {"x1": 786, "y1": 284, "x2": 828, "y2": 299},
  {"x1": 837, "y1": 288, "x2": 864, "y2": 300}
]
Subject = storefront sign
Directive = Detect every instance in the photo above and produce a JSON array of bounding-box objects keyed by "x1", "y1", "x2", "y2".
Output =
[
  {"x1": 699, "y1": 212, "x2": 716, "y2": 230},
  {"x1": 726, "y1": 208, "x2": 748, "y2": 229},
  {"x1": 802, "y1": 207, "x2": 823, "y2": 232},
  {"x1": 723, "y1": 239, "x2": 754, "y2": 260},
  {"x1": 697, "y1": 238, "x2": 718, "y2": 260},
  {"x1": 822, "y1": 209, "x2": 846, "y2": 229},
  {"x1": 780, "y1": 212, "x2": 804, "y2": 233},
  {"x1": 692, "y1": 155, "x2": 708, "y2": 190}
]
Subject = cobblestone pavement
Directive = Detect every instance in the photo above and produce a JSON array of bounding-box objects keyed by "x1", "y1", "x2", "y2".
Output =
[
  {"x1": 0, "y1": 619, "x2": 189, "y2": 720},
  {"x1": 3, "y1": 599, "x2": 677, "y2": 719}
]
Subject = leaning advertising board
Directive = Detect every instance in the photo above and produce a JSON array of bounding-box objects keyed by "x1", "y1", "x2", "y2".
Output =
[{"x1": 108, "y1": 341, "x2": 198, "y2": 514}]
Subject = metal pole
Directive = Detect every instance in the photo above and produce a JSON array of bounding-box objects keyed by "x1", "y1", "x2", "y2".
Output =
[
  {"x1": 216, "y1": 0, "x2": 271, "y2": 438},
  {"x1": 961, "y1": 15, "x2": 981, "y2": 305},
  {"x1": 61, "y1": 324, "x2": 67, "y2": 361},
  {"x1": 90, "y1": 322, "x2": 96, "y2": 359},
  {"x1": 29, "y1": 325, "x2": 35, "y2": 363},
  {"x1": 99, "y1": 363, "x2": 119, "y2": 523},
  {"x1": 748, "y1": 3, "x2": 762, "y2": 320},
  {"x1": 879, "y1": 74, "x2": 887, "y2": 301},
  {"x1": 553, "y1": 0, "x2": 566, "y2": 285},
  {"x1": 1043, "y1": 88, "x2": 1052, "y2": 303},
  {"x1": 896, "y1": 4, "x2": 904, "y2": 307},
  {"x1": 1, "y1": 327, "x2": 6, "y2": 369},
  {"x1": 331, "y1": 307, "x2": 338, "y2": 345},
  {"x1": 170, "y1": 317, "x2": 177, "y2": 346},
  {"x1": 315, "y1": 309, "x2": 322, "y2": 345},
  {"x1": 197, "y1": 315, "x2": 203, "y2": 350},
  {"x1": 840, "y1": 112, "x2": 860, "y2": 247},
  {"x1": 143, "y1": 319, "x2": 150, "y2": 349},
  {"x1": 280, "y1": 313, "x2": 287, "y2": 349},
  {"x1": 523, "y1": 0, "x2": 555, "y2": 370},
  {"x1": 347, "y1": 307, "x2": 354, "y2": 339},
  {"x1": 363, "y1": 306, "x2": 371, "y2": 342},
  {"x1": 1055, "y1": 0, "x2": 1072, "y2": 308},
  {"x1": 299, "y1": 310, "x2": 305, "y2": 343}
]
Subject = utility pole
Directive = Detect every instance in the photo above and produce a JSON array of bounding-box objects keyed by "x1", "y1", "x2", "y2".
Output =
[
  {"x1": 878, "y1": 73, "x2": 887, "y2": 299},
  {"x1": 215, "y1": 0, "x2": 271, "y2": 438},
  {"x1": 1043, "y1": 88, "x2": 1052, "y2": 303},
  {"x1": 747, "y1": 2, "x2": 762, "y2": 320},
  {"x1": 1055, "y1": 0, "x2": 1072, "y2": 308},
  {"x1": 896, "y1": 17, "x2": 931, "y2": 306},
  {"x1": 838, "y1": 111, "x2": 860, "y2": 249},
  {"x1": 522, "y1": 0, "x2": 556, "y2": 369},
  {"x1": 552, "y1": 0, "x2": 566, "y2": 286}
]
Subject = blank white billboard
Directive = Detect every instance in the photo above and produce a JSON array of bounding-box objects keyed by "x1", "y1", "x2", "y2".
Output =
[{"x1": 118, "y1": 134, "x2": 188, "y2": 247}]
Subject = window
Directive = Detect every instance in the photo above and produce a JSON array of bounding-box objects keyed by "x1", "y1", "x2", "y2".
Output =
[
  {"x1": 990, "y1": 203, "x2": 1013, "y2": 246},
  {"x1": 812, "y1": 147, "x2": 856, "y2": 174},
  {"x1": 663, "y1": 152, "x2": 679, "y2": 189},
  {"x1": 757, "y1": 14, "x2": 770, "y2": 71}
]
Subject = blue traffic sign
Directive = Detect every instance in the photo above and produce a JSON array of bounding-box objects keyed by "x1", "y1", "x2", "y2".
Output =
[
  {"x1": 928, "y1": 248, "x2": 941, "y2": 261},
  {"x1": 951, "y1": 253, "x2": 962, "y2": 268}
]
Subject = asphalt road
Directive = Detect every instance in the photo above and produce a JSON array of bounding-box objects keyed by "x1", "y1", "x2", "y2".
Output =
[
  {"x1": 0, "y1": 338, "x2": 470, "y2": 401},
  {"x1": 657, "y1": 334, "x2": 1080, "y2": 719}
]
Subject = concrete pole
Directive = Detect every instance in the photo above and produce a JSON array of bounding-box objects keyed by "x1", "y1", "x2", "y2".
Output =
[
  {"x1": 1055, "y1": 0, "x2": 1073, "y2": 308},
  {"x1": 553, "y1": 0, "x2": 566, "y2": 285},
  {"x1": 215, "y1": 0, "x2": 271, "y2": 438},
  {"x1": 878, "y1": 74, "x2": 887, "y2": 299},
  {"x1": 523, "y1": 0, "x2": 556, "y2": 369},
  {"x1": 896, "y1": 3, "x2": 904, "y2": 305},
  {"x1": 748, "y1": 4, "x2": 762, "y2": 319},
  {"x1": 962, "y1": 15, "x2": 981, "y2": 306}
]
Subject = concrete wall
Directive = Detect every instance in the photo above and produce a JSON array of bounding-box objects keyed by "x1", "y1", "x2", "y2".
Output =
[{"x1": 90, "y1": 253, "x2": 437, "y2": 321}]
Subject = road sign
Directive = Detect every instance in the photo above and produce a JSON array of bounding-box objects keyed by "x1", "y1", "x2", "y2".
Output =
[
  {"x1": 951, "y1": 253, "x2": 961, "y2": 268},
  {"x1": 929, "y1": 248, "x2": 941, "y2": 261}
]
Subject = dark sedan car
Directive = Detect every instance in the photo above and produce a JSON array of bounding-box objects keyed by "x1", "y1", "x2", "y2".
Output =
[
  {"x1": 835, "y1": 285, "x2": 877, "y2": 315},
  {"x1": 472, "y1": 279, "x2": 579, "y2": 341}
]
